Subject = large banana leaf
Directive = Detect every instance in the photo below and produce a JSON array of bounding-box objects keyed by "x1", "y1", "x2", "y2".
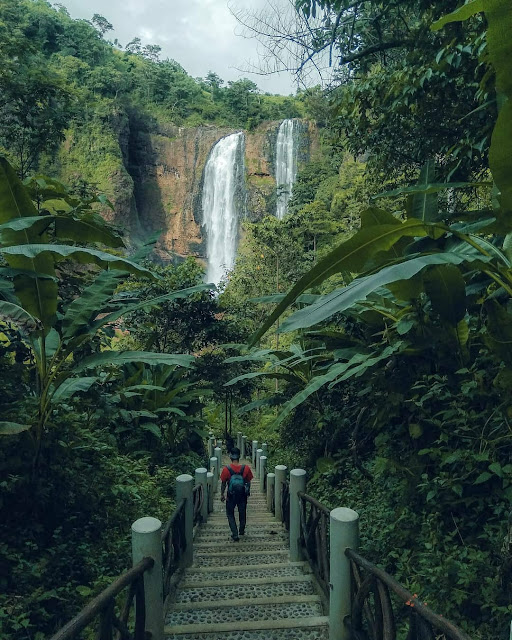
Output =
[
  {"x1": 75, "y1": 351, "x2": 195, "y2": 373},
  {"x1": 0, "y1": 300, "x2": 41, "y2": 333},
  {"x1": 278, "y1": 252, "x2": 481, "y2": 333},
  {"x1": 250, "y1": 218, "x2": 446, "y2": 345},
  {"x1": 225, "y1": 371, "x2": 300, "y2": 386},
  {"x1": 0, "y1": 157, "x2": 57, "y2": 332},
  {"x1": 60, "y1": 270, "x2": 126, "y2": 340},
  {"x1": 0, "y1": 244, "x2": 155, "y2": 278},
  {"x1": 408, "y1": 160, "x2": 438, "y2": 222},
  {"x1": 52, "y1": 376, "x2": 99, "y2": 402},
  {"x1": 0, "y1": 422, "x2": 31, "y2": 435}
]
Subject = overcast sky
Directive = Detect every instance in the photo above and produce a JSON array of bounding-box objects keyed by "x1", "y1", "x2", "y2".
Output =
[{"x1": 59, "y1": 0, "x2": 297, "y2": 95}]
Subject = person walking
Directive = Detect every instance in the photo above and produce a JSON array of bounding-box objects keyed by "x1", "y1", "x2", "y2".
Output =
[{"x1": 220, "y1": 447, "x2": 253, "y2": 541}]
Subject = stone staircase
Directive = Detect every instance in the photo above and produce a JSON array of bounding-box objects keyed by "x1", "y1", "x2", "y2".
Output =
[{"x1": 164, "y1": 464, "x2": 329, "y2": 639}]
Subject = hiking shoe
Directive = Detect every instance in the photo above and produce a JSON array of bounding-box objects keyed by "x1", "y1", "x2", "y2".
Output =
[
  {"x1": 231, "y1": 536, "x2": 239, "y2": 542},
  {"x1": 239, "y1": 530, "x2": 245, "y2": 536}
]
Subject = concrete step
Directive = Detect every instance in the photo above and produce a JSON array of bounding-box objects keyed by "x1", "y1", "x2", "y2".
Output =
[
  {"x1": 194, "y1": 540, "x2": 289, "y2": 552},
  {"x1": 195, "y1": 529, "x2": 287, "y2": 541},
  {"x1": 166, "y1": 595, "x2": 323, "y2": 626},
  {"x1": 175, "y1": 575, "x2": 316, "y2": 604},
  {"x1": 164, "y1": 617, "x2": 329, "y2": 638},
  {"x1": 193, "y1": 549, "x2": 290, "y2": 567},
  {"x1": 183, "y1": 562, "x2": 310, "y2": 583}
]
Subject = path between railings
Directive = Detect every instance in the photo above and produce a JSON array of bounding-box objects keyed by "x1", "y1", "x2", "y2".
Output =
[
  {"x1": 164, "y1": 451, "x2": 329, "y2": 639},
  {"x1": 48, "y1": 433, "x2": 472, "y2": 640}
]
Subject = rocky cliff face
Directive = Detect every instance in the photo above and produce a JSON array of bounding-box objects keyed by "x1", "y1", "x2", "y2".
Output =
[{"x1": 51, "y1": 115, "x2": 317, "y2": 262}]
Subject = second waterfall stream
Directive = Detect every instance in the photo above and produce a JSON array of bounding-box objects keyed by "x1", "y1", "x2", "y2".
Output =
[
  {"x1": 275, "y1": 119, "x2": 299, "y2": 220},
  {"x1": 202, "y1": 132, "x2": 246, "y2": 287}
]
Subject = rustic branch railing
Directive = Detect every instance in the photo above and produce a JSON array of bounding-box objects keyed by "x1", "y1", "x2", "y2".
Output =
[
  {"x1": 298, "y1": 491, "x2": 330, "y2": 597},
  {"x1": 162, "y1": 497, "x2": 186, "y2": 599},
  {"x1": 281, "y1": 479, "x2": 290, "y2": 531},
  {"x1": 345, "y1": 549, "x2": 472, "y2": 640},
  {"x1": 245, "y1": 440, "x2": 252, "y2": 458},
  {"x1": 49, "y1": 557, "x2": 153, "y2": 640},
  {"x1": 192, "y1": 484, "x2": 204, "y2": 526}
]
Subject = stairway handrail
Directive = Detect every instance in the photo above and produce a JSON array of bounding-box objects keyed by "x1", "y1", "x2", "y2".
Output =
[
  {"x1": 346, "y1": 548, "x2": 472, "y2": 640},
  {"x1": 49, "y1": 557, "x2": 153, "y2": 640}
]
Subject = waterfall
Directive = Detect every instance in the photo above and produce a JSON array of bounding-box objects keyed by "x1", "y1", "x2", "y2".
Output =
[
  {"x1": 275, "y1": 119, "x2": 299, "y2": 220},
  {"x1": 202, "y1": 132, "x2": 245, "y2": 286}
]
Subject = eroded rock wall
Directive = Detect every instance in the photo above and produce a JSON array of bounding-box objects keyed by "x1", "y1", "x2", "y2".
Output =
[{"x1": 53, "y1": 115, "x2": 317, "y2": 262}]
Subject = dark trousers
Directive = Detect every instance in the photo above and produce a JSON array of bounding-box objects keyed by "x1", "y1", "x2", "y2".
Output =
[{"x1": 226, "y1": 497, "x2": 247, "y2": 538}]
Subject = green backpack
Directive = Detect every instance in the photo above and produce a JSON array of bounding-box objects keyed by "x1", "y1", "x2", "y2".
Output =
[{"x1": 227, "y1": 465, "x2": 249, "y2": 501}]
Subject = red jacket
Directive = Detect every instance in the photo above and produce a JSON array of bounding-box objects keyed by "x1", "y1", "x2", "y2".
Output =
[{"x1": 220, "y1": 463, "x2": 253, "y2": 483}]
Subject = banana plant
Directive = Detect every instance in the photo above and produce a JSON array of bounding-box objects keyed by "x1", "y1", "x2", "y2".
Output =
[
  {"x1": 0, "y1": 157, "x2": 213, "y2": 468},
  {"x1": 108, "y1": 363, "x2": 213, "y2": 455},
  {"x1": 244, "y1": 0, "x2": 512, "y2": 425}
]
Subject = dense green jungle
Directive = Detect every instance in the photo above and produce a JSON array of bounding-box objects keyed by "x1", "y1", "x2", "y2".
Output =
[{"x1": 0, "y1": 0, "x2": 511, "y2": 638}]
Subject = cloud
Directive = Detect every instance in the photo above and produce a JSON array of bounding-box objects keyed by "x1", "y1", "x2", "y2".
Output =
[{"x1": 59, "y1": 0, "x2": 297, "y2": 94}]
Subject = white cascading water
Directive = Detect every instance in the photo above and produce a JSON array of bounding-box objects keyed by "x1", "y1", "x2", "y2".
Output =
[
  {"x1": 202, "y1": 132, "x2": 245, "y2": 286},
  {"x1": 275, "y1": 119, "x2": 298, "y2": 220}
]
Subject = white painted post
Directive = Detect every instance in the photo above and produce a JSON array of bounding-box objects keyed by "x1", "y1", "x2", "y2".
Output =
[
  {"x1": 210, "y1": 456, "x2": 218, "y2": 492},
  {"x1": 252, "y1": 440, "x2": 258, "y2": 467},
  {"x1": 266, "y1": 473, "x2": 275, "y2": 512},
  {"x1": 241, "y1": 435, "x2": 247, "y2": 460},
  {"x1": 131, "y1": 517, "x2": 164, "y2": 640},
  {"x1": 195, "y1": 467, "x2": 208, "y2": 523},
  {"x1": 237, "y1": 431, "x2": 242, "y2": 450},
  {"x1": 176, "y1": 474, "x2": 194, "y2": 567},
  {"x1": 208, "y1": 436, "x2": 214, "y2": 459},
  {"x1": 256, "y1": 448, "x2": 263, "y2": 478},
  {"x1": 329, "y1": 507, "x2": 360, "y2": 640},
  {"x1": 217, "y1": 439, "x2": 223, "y2": 453},
  {"x1": 206, "y1": 472, "x2": 214, "y2": 513},
  {"x1": 274, "y1": 465, "x2": 287, "y2": 523},
  {"x1": 289, "y1": 469, "x2": 307, "y2": 562},
  {"x1": 259, "y1": 456, "x2": 267, "y2": 492}
]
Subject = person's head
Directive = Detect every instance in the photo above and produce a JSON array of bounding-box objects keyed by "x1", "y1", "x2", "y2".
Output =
[{"x1": 229, "y1": 447, "x2": 240, "y2": 462}]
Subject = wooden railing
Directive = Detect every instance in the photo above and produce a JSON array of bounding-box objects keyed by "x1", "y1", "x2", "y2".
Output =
[
  {"x1": 346, "y1": 549, "x2": 472, "y2": 640},
  {"x1": 49, "y1": 557, "x2": 153, "y2": 640},
  {"x1": 192, "y1": 484, "x2": 204, "y2": 526},
  {"x1": 281, "y1": 479, "x2": 290, "y2": 531},
  {"x1": 162, "y1": 498, "x2": 186, "y2": 599},
  {"x1": 298, "y1": 492, "x2": 330, "y2": 597}
]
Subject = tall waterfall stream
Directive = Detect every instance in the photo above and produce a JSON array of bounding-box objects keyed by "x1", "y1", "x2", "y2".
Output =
[
  {"x1": 202, "y1": 132, "x2": 245, "y2": 286},
  {"x1": 275, "y1": 119, "x2": 299, "y2": 219}
]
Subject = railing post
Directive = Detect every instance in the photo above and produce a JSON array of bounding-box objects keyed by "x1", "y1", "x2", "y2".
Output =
[
  {"x1": 241, "y1": 435, "x2": 247, "y2": 459},
  {"x1": 256, "y1": 448, "x2": 263, "y2": 478},
  {"x1": 206, "y1": 471, "x2": 214, "y2": 513},
  {"x1": 329, "y1": 507, "x2": 360, "y2": 640},
  {"x1": 208, "y1": 436, "x2": 215, "y2": 460},
  {"x1": 176, "y1": 474, "x2": 194, "y2": 568},
  {"x1": 214, "y1": 446, "x2": 222, "y2": 486},
  {"x1": 259, "y1": 456, "x2": 267, "y2": 493},
  {"x1": 289, "y1": 469, "x2": 306, "y2": 562},
  {"x1": 131, "y1": 517, "x2": 164, "y2": 640},
  {"x1": 217, "y1": 439, "x2": 223, "y2": 452},
  {"x1": 252, "y1": 440, "x2": 258, "y2": 467},
  {"x1": 266, "y1": 473, "x2": 275, "y2": 512},
  {"x1": 262, "y1": 442, "x2": 268, "y2": 458},
  {"x1": 237, "y1": 431, "x2": 242, "y2": 450},
  {"x1": 195, "y1": 467, "x2": 208, "y2": 523},
  {"x1": 274, "y1": 465, "x2": 287, "y2": 523},
  {"x1": 210, "y1": 456, "x2": 218, "y2": 493}
]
